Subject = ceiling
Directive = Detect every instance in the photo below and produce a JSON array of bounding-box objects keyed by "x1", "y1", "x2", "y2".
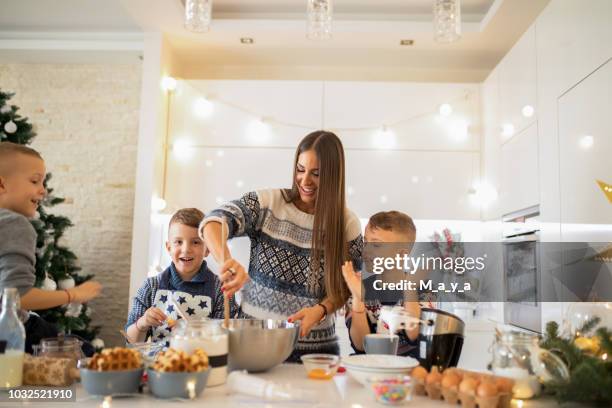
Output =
[{"x1": 0, "y1": 0, "x2": 551, "y2": 81}]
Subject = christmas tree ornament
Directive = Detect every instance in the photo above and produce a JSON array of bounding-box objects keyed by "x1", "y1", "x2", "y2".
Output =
[
  {"x1": 4, "y1": 120, "x2": 17, "y2": 134},
  {"x1": 64, "y1": 303, "x2": 82, "y2": 318},
  {"x1": 0, "y1": 105, "x2": 11, "y2": 114},
  {"x1": 91, "y1": 338, "x2": 105, "y2": 350},
  {"x1": 57, "y1": 276, "x2": 76, "y2": 290},
  {"x1": 41, "y1": 275, "x2": 57, "y2": 291}
]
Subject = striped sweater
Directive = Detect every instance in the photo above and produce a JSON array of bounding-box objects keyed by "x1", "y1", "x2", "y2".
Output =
[{"x1": 203, "y1": 189, "x2": 363, "y2": 360}]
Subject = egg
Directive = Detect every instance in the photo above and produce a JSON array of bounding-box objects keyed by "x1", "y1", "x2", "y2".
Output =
[
  {"x1": 411, "y1": 366, "x2": 428, "y2": 381},
  {"x1": 459, "y1": 378, "x2": 479, "y2": 395},
  {"x1": 441, "y1": 373, "x2": 461, "y2": 389},
  {"x1": 444, "y1": 367, "x2": 463, "y2": 379},
  {"x1": 495, "y1": 377, "x2": 514, "y2": 393},
  {"x1": 477, "y1": 382, "x2": 499, "y2": 398},
  {"x1": 426, "y1": 370, "x2": 442, "y2": 385}
]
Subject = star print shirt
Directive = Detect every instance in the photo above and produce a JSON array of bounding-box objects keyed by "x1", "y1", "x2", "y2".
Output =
[{"x1": 126, "y1": 261, "x2": 239, "y2": 345}]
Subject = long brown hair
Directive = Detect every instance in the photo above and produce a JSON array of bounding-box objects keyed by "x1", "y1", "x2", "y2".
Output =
[{"x1": 283, "y1": 130, "x2": 349, "y2": 309}]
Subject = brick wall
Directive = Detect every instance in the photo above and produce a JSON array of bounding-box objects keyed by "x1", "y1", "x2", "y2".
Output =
[{"x1": 0, "y1": 63, "x2": 142, "y2": 347}]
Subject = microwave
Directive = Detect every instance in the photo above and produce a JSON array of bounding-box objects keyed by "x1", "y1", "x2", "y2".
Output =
[{"x1": 502, "y1": 205, "x2": 541, "y2": 333}]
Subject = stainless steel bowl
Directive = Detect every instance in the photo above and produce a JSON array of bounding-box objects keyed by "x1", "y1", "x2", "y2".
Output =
[{"x1": 222, "y1": 319, "x2": 299, "y2": 372}]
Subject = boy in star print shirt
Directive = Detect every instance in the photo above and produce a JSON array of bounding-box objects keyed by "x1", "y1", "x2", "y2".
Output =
[{"x1": 125, "y1": 208, "x2": 239, "y2": 345}]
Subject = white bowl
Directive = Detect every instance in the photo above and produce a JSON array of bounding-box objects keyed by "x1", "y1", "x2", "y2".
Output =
[{"x1": 343, "y1": 354, "x2": 419, "y2": 386}]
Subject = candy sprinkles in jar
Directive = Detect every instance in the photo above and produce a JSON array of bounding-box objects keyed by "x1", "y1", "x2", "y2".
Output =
[
  {"x1": 170, "y1": 319, "x2": 228, "y2": 386},
  {"x1": 367, "y1": 376, "x2": 413, "y2": 405}
]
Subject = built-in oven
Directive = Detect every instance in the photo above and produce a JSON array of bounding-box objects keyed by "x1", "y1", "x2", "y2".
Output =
[{"x1": 502, "y1": 205, "x2": 541, "y2": 333}]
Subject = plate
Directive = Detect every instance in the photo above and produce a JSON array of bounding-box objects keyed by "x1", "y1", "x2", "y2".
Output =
[{"x1": 343, "y1": 354, "x2": 419, "y2": 370}]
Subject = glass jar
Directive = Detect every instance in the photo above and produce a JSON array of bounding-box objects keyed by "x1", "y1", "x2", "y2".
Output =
[
  {"x1": 170, "y1": 318, "x2": 228, "y2": 386},
  {"x1": 491, "y1": 330, "x2": 569, "y2": 399},
  {"x1": 34, "y1": 336, "x2": 84, "y2": 368}
]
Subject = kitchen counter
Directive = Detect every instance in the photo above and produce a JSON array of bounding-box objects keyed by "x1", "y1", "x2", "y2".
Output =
[{"x1": 2, "y1": 364, "x2": 564, "y2": 408}]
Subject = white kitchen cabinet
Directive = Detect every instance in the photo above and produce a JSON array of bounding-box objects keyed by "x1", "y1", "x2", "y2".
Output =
[
  {"x1": 498, "y1": 25, "x2": 537, "y2": 138},
  {"x1": 558, "y1": 59, "x2": 612, "y2": 242},
  {"x1": 499, "y1": 122, "x2": 539, "y2": 216}
]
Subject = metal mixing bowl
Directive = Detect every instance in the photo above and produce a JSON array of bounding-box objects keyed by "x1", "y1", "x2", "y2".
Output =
[{"x1": 222, "y1": 319, "x2": 299, "y2": 372}]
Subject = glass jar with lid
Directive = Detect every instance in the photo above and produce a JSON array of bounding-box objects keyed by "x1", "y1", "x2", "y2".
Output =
[
  {"x1": 34, "y1": 335, "x2": 84, "y2": 368},
  {"x1": 170, "y1": 318, "x2": 228, "y2": 386},
  {"x1": 490, "y1": 330, "x2": 569, "y2": 399}
]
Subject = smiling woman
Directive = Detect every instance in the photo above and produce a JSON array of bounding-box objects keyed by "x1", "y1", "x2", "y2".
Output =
[{"x1": 201, "y1": 130, "x2": 363, "y2": 361}]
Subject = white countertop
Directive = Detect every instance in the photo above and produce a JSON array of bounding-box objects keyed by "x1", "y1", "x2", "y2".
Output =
[{"x1": 2, "y1": 364, "x2": 562, "y2": 408}]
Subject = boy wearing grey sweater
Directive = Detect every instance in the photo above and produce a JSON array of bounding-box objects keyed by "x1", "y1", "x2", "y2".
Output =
[{"x1": 0, "y1": 142, "x2": 102, "y2": 351}]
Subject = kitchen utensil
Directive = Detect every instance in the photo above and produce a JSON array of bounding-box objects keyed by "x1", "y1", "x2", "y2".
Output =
[{"x1": 300, "y1": 354, "x2": 340, "y2": 380}]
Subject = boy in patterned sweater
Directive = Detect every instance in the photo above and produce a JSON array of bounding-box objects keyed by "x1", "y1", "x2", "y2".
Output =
[{"x1": 125, "y1": 208, "x2": 239, "y2": 346}]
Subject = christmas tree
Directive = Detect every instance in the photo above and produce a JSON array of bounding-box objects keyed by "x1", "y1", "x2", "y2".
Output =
[{"x1": 0, "y1": 89, "x2": 102, "y2": 345}]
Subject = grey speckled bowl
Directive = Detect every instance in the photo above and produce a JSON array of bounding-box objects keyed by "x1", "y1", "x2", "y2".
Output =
[
  {"x1": 80, "y1": 367, "x2": 143, "y2": 396},
  {"x1": 146, "y1": 368, "x2": 210, "y2": 399}
]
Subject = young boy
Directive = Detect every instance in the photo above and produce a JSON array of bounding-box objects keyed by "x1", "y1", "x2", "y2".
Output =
[
  {"x1": 0, "y1": 142, "x2": 102, "y2": 352},
  {"x1": 342, "y1": 211, "x2": 421, "y2": 357},
  {"x1": 126, "y1": 208, "x2": 239, "y2": 346}
]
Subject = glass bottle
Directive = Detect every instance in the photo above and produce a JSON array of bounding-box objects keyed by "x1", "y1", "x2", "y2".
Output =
[{"x1": 0, "y1": 288, "x2": 26, "y2": 389}]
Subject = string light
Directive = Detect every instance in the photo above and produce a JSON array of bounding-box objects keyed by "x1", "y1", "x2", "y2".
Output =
[
  {"x1": 247, "y1": 118, "x2": 271, "y2": 143},
  {"x1": 501, "y1": 123, "x2": 515, "y2": 138},
  {"x1": 439, "y1": 103, "x2": 453, "y2": 116},
  {"x1": 579, "y1": 135, "x2": 594, "y2": 150},
  {"x1": 521, "y1": 105, "x2": 535, "y2": 118},
  {"x1": 151, "y1": 196, "x2": 167, "y2": 212},
  {"x1": 173, "y1": 139, "x2": 194, "y2": 160},
  {"x1": 193, "y1": 97, "x2": 214, "y2": 118},
  {"x1": 373, "y1": 125, "x2": 396, "y2": 149},
  {"x1": 161, "y1": 76, "x2": 177, "y2": 92},
  {"x1": 469, "y1": 181, "x2": 498, "y2": 207}
]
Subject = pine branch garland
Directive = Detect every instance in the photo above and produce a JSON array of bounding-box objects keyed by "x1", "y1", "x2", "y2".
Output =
[{"x1": 540, "y1": 318, "x2": 612, "y2": 406}]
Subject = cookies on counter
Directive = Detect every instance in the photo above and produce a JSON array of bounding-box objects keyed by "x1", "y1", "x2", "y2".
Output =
[
  {"x1": 151, "y1": 348, "x2": 209, "y2": 373},
  {"x1": 88, "y1": 347, "x2": 142, "y2": 371}
]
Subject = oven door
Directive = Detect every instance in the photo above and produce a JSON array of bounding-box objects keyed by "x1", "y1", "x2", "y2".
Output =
[{"x1": 503, "y1": 232, "x2": 542, "y2": 333}]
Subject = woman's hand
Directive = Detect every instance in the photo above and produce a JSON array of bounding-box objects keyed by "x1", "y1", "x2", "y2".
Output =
[
  {"x1": 341, "y1": 261, "x2": 362, "y2": 300},
  {"x1": 220, "y1": 258, "x2": 249, "y2": 297},
  {"x1": 288, "y1": 305, "x2": 325, "y2": 337}
]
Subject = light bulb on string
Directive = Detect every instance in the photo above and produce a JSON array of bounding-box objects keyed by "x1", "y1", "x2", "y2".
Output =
[
  {"x1": 579, "y1": 135, "x2": 594, "y2": 150},
  {"x1": 173, "y1": 139, "x2": 194, "y2": 160},
  {"x1": 151, "y1": 196, "x2": 167, "y2": 212},
  {"x1": 193, "y1": 97, "x2": 214, "y2": 118},
  {"x1": 468, "y1": 181, "x2": 498, "y2": 208},
  {"x1": 373, "y1": 125, "x2": 396, "y2": 150},
  {"x1": 521, "y1": 105, "x2": 535, "y2": 118},
  {"x1": 439, "y1": 103, "x2": 453, "y2": 116},
  {"x1": 501, "y1": 123, "x2": 515, "y2": 139},
  {"x1": 247, "y1": 118, "x2": 271, "y2": 143},
  {"x1": 161, "y1": 76, "x2": 177, "y2": 92}
]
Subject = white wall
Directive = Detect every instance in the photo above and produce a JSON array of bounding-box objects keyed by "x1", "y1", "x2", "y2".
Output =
[{"x1": 138, "y1": 79, "x2": 488, "y2": 284}]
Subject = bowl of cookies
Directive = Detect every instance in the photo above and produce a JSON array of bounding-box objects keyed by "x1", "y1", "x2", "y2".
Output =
[
  {"x1": 147, "y1": 348, "x2": 210, "y2": 399},
  {"x1": 80, "y1": 347, "x2": 144, "y2": 396}
]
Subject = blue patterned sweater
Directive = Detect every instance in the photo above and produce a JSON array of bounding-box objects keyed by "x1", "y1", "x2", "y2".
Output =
[{"x1": 203, "y1": 189, "x2": 363, "y2": 360}]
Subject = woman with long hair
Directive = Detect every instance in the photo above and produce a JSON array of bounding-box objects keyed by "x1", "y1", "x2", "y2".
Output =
[{"x1": 200, "y1": 130, "x2": 362, "y2": 359}]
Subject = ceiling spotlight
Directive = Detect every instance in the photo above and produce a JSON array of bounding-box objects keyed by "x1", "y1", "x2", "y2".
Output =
[
  {"x1": 400, "y1": 39, "x2": 414, "y2": 46},
  {"x1": 240, "y1": 37, "x2": 254, "y2": 44}
]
